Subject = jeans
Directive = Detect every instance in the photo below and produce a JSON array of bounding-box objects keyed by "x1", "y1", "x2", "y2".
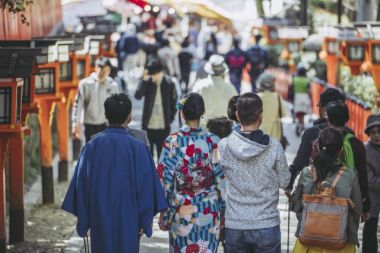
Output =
[
  {"x1": 363, "y1": 217, "x2": 378, "y2": 253},
  {"x1": 225, "y1": 226, "x2": 281, "y2": 253}
]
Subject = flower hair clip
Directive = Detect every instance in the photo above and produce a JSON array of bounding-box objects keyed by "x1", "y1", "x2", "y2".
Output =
[{"x1": 176, "y1": 98, "x2": 187, "y2": 110}]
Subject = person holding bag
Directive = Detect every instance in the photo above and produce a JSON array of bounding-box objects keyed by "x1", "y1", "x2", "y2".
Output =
[
  {"x1": 257, "y1": 72, "x2": 288, "y2": 149},
  {"x1": 291, "y1": 128, "x2": 362, "y2": 253}
]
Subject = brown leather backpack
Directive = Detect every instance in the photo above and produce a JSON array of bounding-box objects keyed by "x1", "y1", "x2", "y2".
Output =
[{"x1": 299, "y1": 167, "x2": 354, "y2": 250}]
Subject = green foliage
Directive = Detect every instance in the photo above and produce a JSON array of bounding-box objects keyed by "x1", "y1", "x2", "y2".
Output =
[
  {"x1": 23, "y1": 114, "x2": 40, "y2": 187},
  {"x1": 310, "y1": 0, "x2": 337, "y2": 12},
  {"x1": 0, "y1": 0, "x2": 33, "y2": 24},
  {"x1": 340, "y1": 67, "x2": 379, "y2": 111}
]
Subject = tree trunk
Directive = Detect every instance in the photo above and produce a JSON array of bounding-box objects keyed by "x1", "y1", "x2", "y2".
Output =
[
  {"x1": 377, "y1": 0, "x2": 380, "y2": 20},
  {"x1": 337, "y1": 0, "x2": 343, "y2": 24},
  {"x1": 256, "y1": 0, "x2": 265, "y2": 17},
  {"x1": 300, "y1": 0, "x2": 308, "y2": 26}
]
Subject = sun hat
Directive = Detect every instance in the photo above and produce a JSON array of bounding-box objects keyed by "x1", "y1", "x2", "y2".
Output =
[
  {"x1": 365, "y1": 114, "x2": 380, "y2": 134},
  {"x1": 204, "y1": 54, "x2": 229, "y2": 76},
  {"x1": 257, "y1": 72, "x2": 276, "y2": 91}
]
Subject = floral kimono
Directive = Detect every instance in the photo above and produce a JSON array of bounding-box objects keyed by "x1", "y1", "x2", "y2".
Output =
[{"x1": 157, "y1": 126, "x2": 226, "y2": 253}]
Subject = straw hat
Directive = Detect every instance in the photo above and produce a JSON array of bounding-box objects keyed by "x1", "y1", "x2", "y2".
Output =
[{"x1": 204, "y1": 54, "x2": 229, "y2": 76}]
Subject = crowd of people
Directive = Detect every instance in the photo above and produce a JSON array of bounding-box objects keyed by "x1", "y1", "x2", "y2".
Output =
[{"x1": 62, "y1": 20, "x2": 380, "y2": 253}]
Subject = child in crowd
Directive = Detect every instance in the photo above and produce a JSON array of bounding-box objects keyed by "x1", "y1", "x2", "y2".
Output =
[
  {"x1": 227, "y1": 95, "x2": 240, "y2": 132},
  {"x1": 292, "y1": 65, "x2": 311, "y2": 136},
  {"x1": 207, "y1": 117, "x2": 233, "y2": 139},
  {"x1": 363, "y1": 114, "x2": 380, "y2": 253}
]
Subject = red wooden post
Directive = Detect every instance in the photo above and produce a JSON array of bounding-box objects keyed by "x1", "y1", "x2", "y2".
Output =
[
  {"x1": 8, "y1": 132, "x2": 24, "y2": 243},
  {"x1": 0, "y1": 139, "x2": 8, "y2": 253},
  {"x1": 37, "y1": 99, "x2": 56, "y2": 204}
]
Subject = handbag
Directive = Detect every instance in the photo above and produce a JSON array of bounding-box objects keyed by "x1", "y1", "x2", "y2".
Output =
[{"x1": 278, "y1": 95, "x2": 289, "y2": 150}]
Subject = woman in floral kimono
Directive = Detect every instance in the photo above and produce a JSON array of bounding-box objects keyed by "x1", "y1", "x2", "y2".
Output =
[{"x1": 157, "y1": 93, "x2": 226, "y2": 253}]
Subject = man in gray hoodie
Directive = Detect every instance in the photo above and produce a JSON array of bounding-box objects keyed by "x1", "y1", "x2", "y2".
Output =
[{"x1": 218, "y1": 92, "x2": 290, "y2": 253}]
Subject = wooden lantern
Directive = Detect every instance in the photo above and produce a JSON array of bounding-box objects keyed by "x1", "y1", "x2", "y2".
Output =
[
  {"x1": 0, "y1": 48, "x2": 40, "y2": 132},
  {"x1": 321, "y1": 37, "x2": 339, "y2": 85},
  {"x1": 340, "y1": 40, "x2": 367, "y2": 75},
  {"x1": 0, "y1": 47, "x2": 40, "y2": 249},
  {"x1": 369, "y1": 40, "x2": 380, "y2": 89}
]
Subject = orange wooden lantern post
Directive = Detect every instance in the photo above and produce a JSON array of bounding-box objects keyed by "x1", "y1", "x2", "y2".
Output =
[
  {"x1": 320, "y1": 37, "x2": 339, "y2": 86},
  {"x1": 32, "y1": 39, "x2": 63, "y2": 204},
  {"x1": 52, "y1": 39, "x2": 75, "y2": 182},
  {"x1": 278, "y1": 27, "x2": 308, "y2": 71},
  {"x1": 340, "y1": 39, "x2": 367, "y2": 75},
  {"x1": 368, "y1": 40, "x2": 380, "y2": 90},
  {"x1": 0, "y1": 48, "x2": 40, "y2": 251},
  {"x1": 262, "y1": 25, "x2": 280, "y2": 45}
]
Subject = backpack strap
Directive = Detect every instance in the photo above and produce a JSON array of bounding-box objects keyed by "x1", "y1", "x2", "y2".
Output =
[
  {"x1": 331, "y1": 168, "x2": 345, "y2": 189},
  {"x1": 309, "y1": 166, "x2": 318, "y2": 181}
]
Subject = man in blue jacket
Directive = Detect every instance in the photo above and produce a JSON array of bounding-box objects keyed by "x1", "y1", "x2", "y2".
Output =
[{"x1": 62, "y1": 93, "x2": 168, "y2": 253}]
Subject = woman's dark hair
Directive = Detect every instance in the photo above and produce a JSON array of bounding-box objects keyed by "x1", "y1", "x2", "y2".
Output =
[
  {"x1": 182, "y1": 93, "x2": 205, "y2": 121},
  {"x1": 207, "y1": 117, "x2": 232, "y2": 139},
  {"x1": 104, "y1": 93, "x2": 132, "y2": 125},
  {"x1": 227, "y1": 95, "x2": 240, "y2": 122},
  {"x1": 313, "y1": 128, "x2": 343, "y2": 183},
  {"x1": 326, "y1": 101, "x2": 349, "y2": 127},
  {"x1": 181, "y1": 36, "x2": 190, "y2": 48},
  {"x1": 236, "y1": 92, "x2": 263, "y2": 125}
]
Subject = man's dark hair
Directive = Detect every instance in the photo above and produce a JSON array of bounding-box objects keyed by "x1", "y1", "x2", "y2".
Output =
[
  {"x1": 146, "y1": 58, "x2": 163, "y2": 75},
  {"x1": 232, "y1": 38, "x2": 240, "y2": 49},
  {"x1": 326, "y1": 101, "x2": 349, "y2": 127},
  {"x1": 227, "y1": 95, "x2": 240, "y2": 122},
  {"x1": 96, "y1": 57, "x2": 112, "y2": 68},
  {"x1": 237, "y1": 92, "x2": 263, "y2": 125},
  {"x1": 104, "y1": 93, "x2": 132, "y2": 125},
  {"x1": 319, "y1": 88, "x2": 345, "y2": 108},
  {"x1": 207, "y1": 117, "x2": 232, "y2": 139}
]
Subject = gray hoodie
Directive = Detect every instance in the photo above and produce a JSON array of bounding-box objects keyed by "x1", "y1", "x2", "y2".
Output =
[{"x1": 218, "y1": 130, "x2": 290, "y2": 230}]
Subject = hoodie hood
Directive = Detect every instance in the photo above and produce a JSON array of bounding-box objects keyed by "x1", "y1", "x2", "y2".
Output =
[{"x1": 226, "y1": 131, "x2": 271, "y2": 162}]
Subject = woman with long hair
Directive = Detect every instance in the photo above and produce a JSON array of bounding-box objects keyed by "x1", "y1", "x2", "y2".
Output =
[
  {"x1": 292, "y1": 128, "x2": 362, "y2": 253},
  {"x1": 157, "y1": 93, "x2": 225, "y2": 253}
]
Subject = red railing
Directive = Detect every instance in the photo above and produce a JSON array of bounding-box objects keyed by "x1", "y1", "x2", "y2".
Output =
[
  {"x1": 311, "y1": 79, "x2": 371, "y2": 142},
  {"x1": 0, "y1": 0, "x2": 62, "y2": 40}
]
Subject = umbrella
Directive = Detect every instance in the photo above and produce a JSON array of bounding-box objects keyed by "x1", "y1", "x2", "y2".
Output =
[{"x1": 303, "y1": 34, "x2": 324, "y2": 51}]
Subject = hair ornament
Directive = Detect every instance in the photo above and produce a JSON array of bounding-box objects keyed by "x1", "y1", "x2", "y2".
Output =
[{"x1": 176, "y1": 98, "x2": 187, "y2": 110}]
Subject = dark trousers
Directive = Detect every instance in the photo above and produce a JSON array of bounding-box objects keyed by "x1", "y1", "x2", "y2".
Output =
[
  {"x1": 146, "y1": 128, "x2": 170, "y2": 158},
  {"x1": 84, "y1": 123, "x2": 107, "y2": 143},
  {"x1": 363, "y1": 217, "x2": 378, "y2": 253},
  {"x1": 225, "y1": 226, "x2": 281, "y2": 253},
  {"x1": 249, "y1": 70, "x2": 263, "y2": 92},
  {"x1": 229, "y1": 72, "x2": 243, "y2": 94}
]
